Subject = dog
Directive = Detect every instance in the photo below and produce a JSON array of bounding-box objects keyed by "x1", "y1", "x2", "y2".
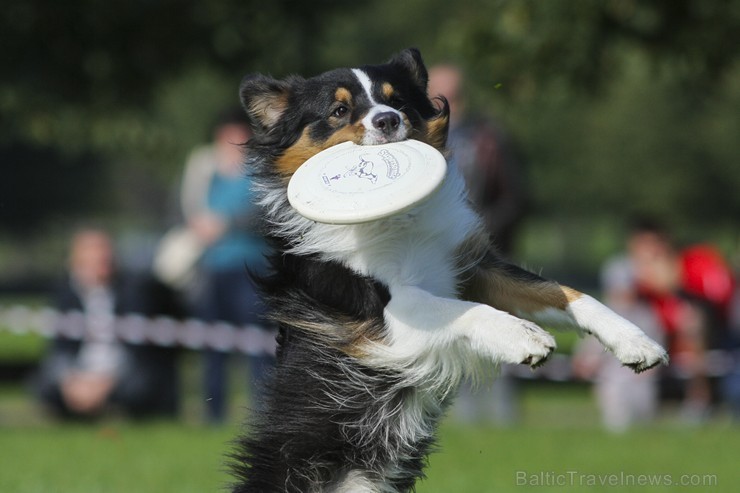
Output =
[{"x1": 230, "y1": 48, "x2": 668, "y2": 493}]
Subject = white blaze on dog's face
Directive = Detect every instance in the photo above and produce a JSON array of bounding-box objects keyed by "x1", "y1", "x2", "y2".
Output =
[
  {"x1": 239, "y1": 48, "x2": 449, "y2": 179},
  {"x1": 351, "y1": 68, "x2": 408, "y2": 145}
]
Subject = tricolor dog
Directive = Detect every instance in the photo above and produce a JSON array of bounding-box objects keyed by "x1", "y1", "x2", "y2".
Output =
[{"x1": 230, "y1": 48, "x2": 668, "y2": 493}]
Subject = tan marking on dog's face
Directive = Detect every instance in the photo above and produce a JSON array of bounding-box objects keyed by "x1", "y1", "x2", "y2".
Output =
[
  {"x1": 421, "y1": 112, "x2": 449, "y2": 152},
  {"x1": 275, "y1": 124, "x2": 366, "y2": 177},
  {"x1": 335, "y1": 87, "x2": 353, "y2": 104},
  {"x1": 275, "y1": 129, "x2": 315, "y2": 176},
  {"x1": 381, "y1": 82, "x2": 395, "y2": 100},
  {"x1": 325, "y1": 124, "x2": 366, "y2": 147},
  {"x1": 409, "y1": 98, "x2": 449, "y2": 153}
]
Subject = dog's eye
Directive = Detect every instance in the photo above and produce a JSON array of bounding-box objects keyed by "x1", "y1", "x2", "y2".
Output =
[{"x1": 331, "y1": 105, "x2": 349, "y2": 118}]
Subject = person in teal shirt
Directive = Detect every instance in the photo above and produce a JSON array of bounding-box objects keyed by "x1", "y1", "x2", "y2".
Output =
[{"x1": 180, "y1": 108, "x2": 272, "y2": 423}]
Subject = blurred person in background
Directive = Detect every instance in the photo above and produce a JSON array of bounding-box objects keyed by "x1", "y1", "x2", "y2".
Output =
[
  {"x1": 627, "y1": 219, "x2": 736, "y2": 422},
  {"x1": 577, "y1": 218, "x2": 737, "y2": 425},
  {"x1": 573, "y1": 250, "x2": 664, "y2": 432},
  {"x1": 427, "y1": 63, "x2": 527, "y2": 257},
  {"x1": 178, "y1": 107, "x2": 272, "y2": 424},
  {"x1": 723, "y1": 287, "x2": 740, "y2": 420},
  {"x1": 428, "y1": 63, "x2": 528, "y2": 425},
  {"x1": 34, "y1": 227, "x2": 180, "y2": 419}
]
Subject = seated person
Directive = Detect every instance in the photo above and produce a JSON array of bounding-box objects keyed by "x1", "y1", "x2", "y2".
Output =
[{"x1": 34, "y1": 228, "x2": 181, "y2": 419}]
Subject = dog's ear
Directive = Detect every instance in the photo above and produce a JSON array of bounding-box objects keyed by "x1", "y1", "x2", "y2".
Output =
[
  {"x1": 388, "y1": 48, "x2": 429, "y2": 92},
  {"x1": 240, "y1": 74, "x2": 293, "y2": 136}
]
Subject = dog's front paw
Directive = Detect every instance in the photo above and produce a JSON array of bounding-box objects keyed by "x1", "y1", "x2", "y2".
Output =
[
  {"x1": 470, "y1": 308, "x2": 556, "y2": 368},
  {"x1": 613, "y1": 334, "x2": 669, "y2": 373},
  {"x1": 568, "y1": 295, "x2": 669, "y2": 373},
  {"x1": 512, "y1": 320, "x2": 557, "y2": 368}
]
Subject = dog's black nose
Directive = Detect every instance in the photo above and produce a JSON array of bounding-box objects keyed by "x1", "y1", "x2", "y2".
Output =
[{"x1": 372, "y1": 111, "x2": 401, "y2": 135}]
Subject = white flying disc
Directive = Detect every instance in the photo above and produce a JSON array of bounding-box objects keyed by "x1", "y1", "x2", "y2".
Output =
[{"x1": 287, "y1": 139, "x2": 447, "y2": 224}]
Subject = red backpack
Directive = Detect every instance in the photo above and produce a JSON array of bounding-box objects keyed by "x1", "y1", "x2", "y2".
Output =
[{"x1": 680, "y1": 245, "x2": 735, "y2": 319}]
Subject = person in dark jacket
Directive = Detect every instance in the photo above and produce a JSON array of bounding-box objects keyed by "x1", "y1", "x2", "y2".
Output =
[
  {"x1": 428, "y1": 64, "x2": 529, "y2": 425},
  {"x1": 427, "y1": 64, "x2": 527, "y2": 256},
  {"x1": 34, "y1": 228, "x2": 180, "y2": 419}
]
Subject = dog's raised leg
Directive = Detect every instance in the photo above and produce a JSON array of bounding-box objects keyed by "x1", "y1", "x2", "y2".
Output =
[
  {"x1": 458, "y1": 244, "x2": 669, "y2": 373},
  {"x1": 374, "y1": 285, "x2": 556, "y2": 373}
]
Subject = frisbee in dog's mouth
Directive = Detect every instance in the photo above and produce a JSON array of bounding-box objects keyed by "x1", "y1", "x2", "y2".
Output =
[{"x1": 287, "y1": 140, "x2": 447, "y2": 225}]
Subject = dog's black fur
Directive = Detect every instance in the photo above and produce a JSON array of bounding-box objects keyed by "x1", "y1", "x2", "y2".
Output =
[{"x1": 231, "y1": 256, "x2": 438, "y2": 492}]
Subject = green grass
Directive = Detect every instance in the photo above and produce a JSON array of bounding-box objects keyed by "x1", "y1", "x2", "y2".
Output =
[
  {"x1": 0, "y1": 331, "x2": 46, "y2": 362},
  {"x1": 0, "y1": 422, "x2": 235, "y2": 493},
  {"x1": 2, "y1": 420, "x2": 737, "y2": 492},
  {"x1": 1, "y1": 383, "x2": 738, "y2": 492},
  {"x1": 0, "y1": 296, "x2": 49, "y2": 362},
  {"x1": 421, "y1": 425, "x2": 738, "y2": 492}
]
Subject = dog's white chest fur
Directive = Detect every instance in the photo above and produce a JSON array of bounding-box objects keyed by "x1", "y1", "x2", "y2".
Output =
[{"x1": 328, "y1": 164, "x2": 478, "y2": 298}]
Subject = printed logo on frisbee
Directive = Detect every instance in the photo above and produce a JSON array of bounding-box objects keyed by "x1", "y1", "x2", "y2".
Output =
[{"x1": 320, "y1": 148, "x2": 409, "y2": 193}]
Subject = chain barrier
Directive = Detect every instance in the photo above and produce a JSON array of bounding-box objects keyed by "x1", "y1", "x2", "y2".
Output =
[
  {"x1": 0, "y1": 304, "x2": 277, "y2": 356},
  {"x1": 1, "y1": 304, "x2": 733, "y2": 378}
]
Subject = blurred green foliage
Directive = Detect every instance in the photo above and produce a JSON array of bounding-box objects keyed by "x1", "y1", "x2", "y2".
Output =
[{"x1": 1, "y1": 0, "x2": 739, "y2": 277}]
